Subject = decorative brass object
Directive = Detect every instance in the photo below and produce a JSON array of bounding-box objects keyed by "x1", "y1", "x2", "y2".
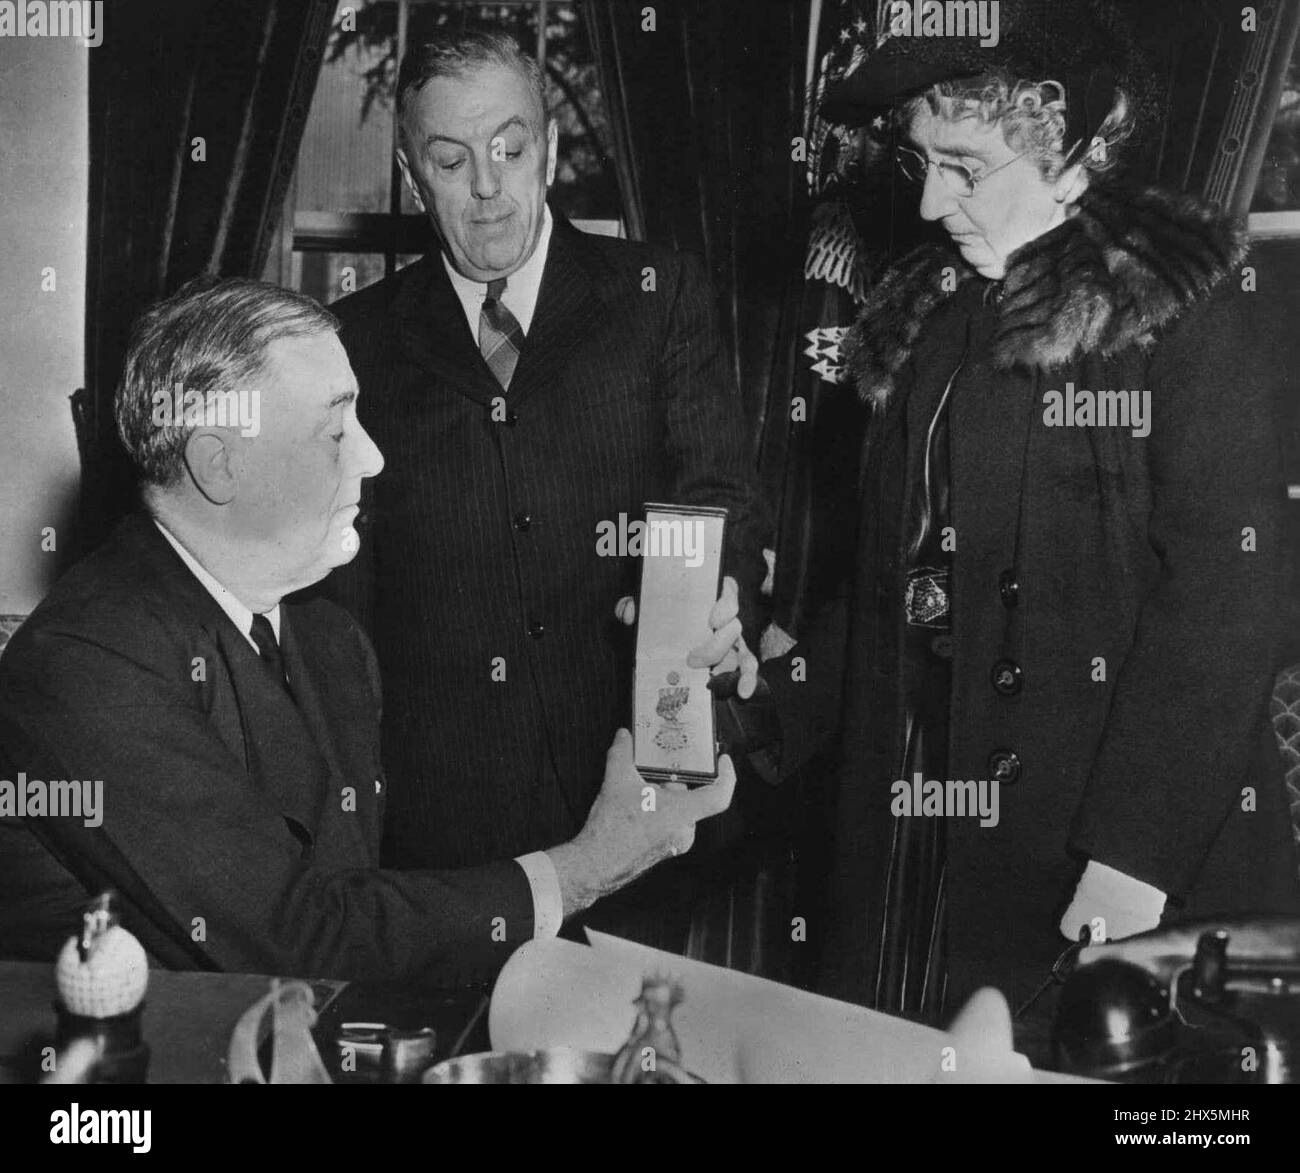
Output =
[{"x1": 423, "y1": 974, "x2": 704, "y2": 1085}]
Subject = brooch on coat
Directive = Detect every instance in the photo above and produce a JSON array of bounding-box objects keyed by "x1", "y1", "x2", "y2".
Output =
[{"x1": 904, "y1": 568, "x2": 950, "y2": 628}]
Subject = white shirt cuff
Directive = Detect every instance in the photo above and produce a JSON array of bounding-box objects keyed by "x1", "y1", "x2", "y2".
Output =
[
  {"x1": 514, "y1": 851, "x2": 564, "y2": 939},
  {"x1": 1059, "y1": 860, "x2": 1166, "y2": 942}
]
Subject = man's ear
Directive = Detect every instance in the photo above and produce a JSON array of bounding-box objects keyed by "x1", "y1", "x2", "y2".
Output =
[
  {"x1": 395, "y1": 147, "x2": 426, "y2": 213},
  {"x1": 183, "y1": 430, "x2": 237, "y2": 506},
  {"x1": 544, "y1": 117, "x2": 558, "y2": 188}
]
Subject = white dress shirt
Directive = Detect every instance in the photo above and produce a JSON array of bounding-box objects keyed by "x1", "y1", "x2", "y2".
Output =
[
  {"x1": 443, "y1": 205, "x2": 553, "y2": 341},
  {"x1": 152, "y1": 517, "x2": 563, "y2": 938},
  {"x1": 154, "y1": 519, "x2": 278, "y2": 651}
]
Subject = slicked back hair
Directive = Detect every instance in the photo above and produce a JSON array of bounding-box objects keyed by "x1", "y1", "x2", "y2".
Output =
[
  {"x1": 115, "y1": 276, "x2": 338, "y2": 488},
  {"x1": 397, "y1": 29, "x2": 547, "y2": 148}
]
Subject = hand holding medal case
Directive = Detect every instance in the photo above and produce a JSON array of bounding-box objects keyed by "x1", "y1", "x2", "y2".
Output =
[{"x1": 632, "y1": 503, "x2": 727, "y2": 783}]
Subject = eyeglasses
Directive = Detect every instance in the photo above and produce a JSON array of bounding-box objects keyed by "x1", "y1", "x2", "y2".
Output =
[{"x1": 896, "y1": 145, "x2": 1027, "y2": 197}]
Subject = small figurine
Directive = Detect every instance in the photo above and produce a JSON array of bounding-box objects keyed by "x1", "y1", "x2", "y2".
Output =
[
  {"x1": 48, "y1": 891, "x2": 150, "y2": 1083},
  {"x1": 228, "y1": 979, "x2": 334, "y2": 1084},
  {"x1": 610, "y1": 975, "x2": 700, "y2": 1084}
]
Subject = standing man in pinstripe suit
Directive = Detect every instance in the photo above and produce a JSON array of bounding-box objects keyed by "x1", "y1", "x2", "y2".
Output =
[{"x1": 328, "y1": 30, "x2": 767, "y2": 944}]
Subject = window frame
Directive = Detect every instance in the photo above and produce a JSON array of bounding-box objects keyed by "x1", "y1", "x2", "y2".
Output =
[{"x1": 272, "y1": 0, "x2": 621, "y2": 290}]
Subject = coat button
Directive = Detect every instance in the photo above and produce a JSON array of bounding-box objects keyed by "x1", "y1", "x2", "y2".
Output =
[
  {"x1": 988, "y1": 749, "x2": 1021, "y2": 785},
  {"x1": 514, "y1": 511, "x2": 532, "y2": 531},
  {"x1": 998, "y1": 570, "x2": 1019, "y2": 608},
  {"x1": 992, "y1": 658, "x2": 1022, "y2": 695},
  {"x1": 527, "y1": 620, "x2": 545, "y2": 639}
]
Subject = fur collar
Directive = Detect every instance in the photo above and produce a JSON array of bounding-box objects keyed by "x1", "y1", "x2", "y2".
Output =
[{"x1": 844, "y1": 184, "x2": 1248, "y2": 408}]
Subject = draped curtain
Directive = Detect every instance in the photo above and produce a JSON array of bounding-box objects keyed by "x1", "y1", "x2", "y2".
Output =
[
  {"x1": 585, "y1": 0, "x2": 809, "y2": 454},
  {"x1": 80, "y1": 0, "x2": 335, "y2": 553},
  {"x1": 1123, "y1": 0, "x2": 1299, "y2": 208}
]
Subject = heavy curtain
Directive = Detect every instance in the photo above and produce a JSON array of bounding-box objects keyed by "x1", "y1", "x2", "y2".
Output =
[
  {"x1": 585, "y1": 0, "x2": 809, "y2": 453},
  {"x1": 80, "y1": 0, "x2": 335, "y2": 552}
]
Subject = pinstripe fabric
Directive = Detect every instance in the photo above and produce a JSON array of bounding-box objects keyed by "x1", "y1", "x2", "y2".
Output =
[{"x1": 328, "y1": 218, "x2": 768, "y2": 870}]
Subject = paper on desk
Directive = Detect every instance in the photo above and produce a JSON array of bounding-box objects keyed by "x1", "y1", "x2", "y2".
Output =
[{"x1": 489, "y1": 931, "x2": 1051, "y2": 1083}]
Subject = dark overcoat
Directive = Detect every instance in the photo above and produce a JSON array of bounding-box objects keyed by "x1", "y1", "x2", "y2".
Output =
[{"x1": 773, "y1": 184, "x2": 1300, "y2": 1017}]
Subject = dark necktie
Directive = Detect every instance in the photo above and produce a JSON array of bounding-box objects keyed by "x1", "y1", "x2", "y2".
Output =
[
  {"x1": 479, "y1": 277, "x2": 524, "y2": 391},
  {"x1": 249, "y1": 613, "x2": 293, "y2": 699}
]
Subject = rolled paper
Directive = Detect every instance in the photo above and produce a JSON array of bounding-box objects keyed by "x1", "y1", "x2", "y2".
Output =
[{"x1": 488, "y1": 932, "x2": 1078, "y2": 1083}]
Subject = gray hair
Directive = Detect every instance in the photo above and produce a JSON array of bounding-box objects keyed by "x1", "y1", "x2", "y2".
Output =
[
  {"x1": 397, "y1": 29, "x2": 547, "y2": 147},
  {"x1": 115, "y1": 276, "x2": 338, "y2": 488},
  {"x1": 899, "y1": 74, "x2": 1137, "y2": 182}
]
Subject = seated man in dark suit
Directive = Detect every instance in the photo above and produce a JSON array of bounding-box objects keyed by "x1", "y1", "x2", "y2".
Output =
[{"x1": 0, "y1": 277, "x2": 734, "y2": 981}]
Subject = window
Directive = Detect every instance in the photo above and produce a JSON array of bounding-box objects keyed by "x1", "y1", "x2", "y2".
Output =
[
  {"x1": 1249, "y1": 24, "x2": 1300, "y2": 237},
  {"x1": 262, "y1": 0, "x2": 623, "y2": 302}
]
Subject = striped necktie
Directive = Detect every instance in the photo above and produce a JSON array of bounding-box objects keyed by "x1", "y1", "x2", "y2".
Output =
[{"x1": 479, "y1": 278, "x2": 524, "y2": 391}]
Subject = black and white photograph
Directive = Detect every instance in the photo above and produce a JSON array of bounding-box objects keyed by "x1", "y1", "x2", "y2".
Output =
[{"x1": 2, "y1": 0, "x2": 1300, "y2": 1146}]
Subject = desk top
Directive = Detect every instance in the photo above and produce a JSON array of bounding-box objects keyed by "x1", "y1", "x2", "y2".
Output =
[{"x1": 0, "y1": 963, "x2": 345, "y2": 1084}]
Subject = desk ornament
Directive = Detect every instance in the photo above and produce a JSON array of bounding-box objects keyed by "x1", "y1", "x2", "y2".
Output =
[{"x1": 45, "y1": 890, "x2": 150, "y2": 1084}]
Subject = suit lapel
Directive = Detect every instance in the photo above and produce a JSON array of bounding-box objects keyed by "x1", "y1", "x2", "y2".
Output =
[
  {"x1": 279, "y1": 612, "x2": 378, "y2": 859},
  {"x1": 122, "y1": 515, "x2": 337, "y2": 845},
  {"x1": 393, "y1": 218, "x2": 609, "y2": 409},
  {"x1": 394, "y1": 255, "x2": 502, "y2": 405},
  {"x1": 213, "y1": 623, "x2": 333, "y2": 844},
  {"x1": 507, "y1": 220, "x2": 608, "y2": 408}
]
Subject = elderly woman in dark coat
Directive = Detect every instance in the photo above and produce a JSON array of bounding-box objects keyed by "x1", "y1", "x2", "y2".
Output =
[{"x1": 763, "y1": 0, "x2": 1300, "y2": 1047}]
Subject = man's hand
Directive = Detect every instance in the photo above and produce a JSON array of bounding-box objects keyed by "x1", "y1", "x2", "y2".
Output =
[
  {"x1": 545, "y1": 728, "x2": 735, "y2": 919},
  {"x1": 615, "y1": 574, "x2": 758, "y2": 699}
]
